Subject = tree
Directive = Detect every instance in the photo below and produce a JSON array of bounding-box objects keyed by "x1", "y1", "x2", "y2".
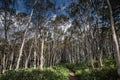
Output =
[
  {"x1": 15, "y1": 0, "x2": 37, "y2": 70},
  {"x1": 0, "y1": 0, "x2": 15, "y2": 73},
  {"x1": 106, "y1": 0, "x2": 120, "y2": 76}
]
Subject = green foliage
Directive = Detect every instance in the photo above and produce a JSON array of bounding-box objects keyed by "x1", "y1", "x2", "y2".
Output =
[
  {"x1": 103, "y1": 59, "x2": 116, "y2": 68},
  {"x1": 0, "y1": 66, "x2": 69, "y2": 80},
  {"x1": 0, "y1": 59, "x2": 117, "y2": 80},
  {"x1": 76, "y1": 68, "x2": 117, "y2": 80}
]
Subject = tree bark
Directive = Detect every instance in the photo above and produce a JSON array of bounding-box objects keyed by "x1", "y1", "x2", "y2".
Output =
[
  {"x1": 107, "y1": 0, "x2": 120, "y2": 76},
  {"x1": 9, "y1": 51, "x2": 14, "y2": 70},
  {"x1": 34, "y1": 50, "x2": 37, "y2": 69},
  {"x1": 15, "y1": 30, "x2": 27, "y2": 70},
  {"x1": 15, "y1": 0, "x2": 37, "y2": 70},
  {"x1": 2, "y1": 54, "x2": 6, "y2": 73},
  {"x1": 25, "y1": 43, "x2": 33, "y2": 68},
  {"x1": 40, "y1": 33, "x2": 45, "y2": 70}
]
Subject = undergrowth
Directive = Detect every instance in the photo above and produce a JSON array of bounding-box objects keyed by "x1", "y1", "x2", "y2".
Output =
[{"x1": 0, "y1": 59, "x2": 118, "y2": 80}]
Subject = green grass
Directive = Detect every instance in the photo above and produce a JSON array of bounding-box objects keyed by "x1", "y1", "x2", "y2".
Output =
[{"x1": 0, "y1": 59, "x2": 118, "y2": 80}]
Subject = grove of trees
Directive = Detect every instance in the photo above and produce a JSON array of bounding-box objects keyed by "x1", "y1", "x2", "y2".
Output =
[{"x1": 0, "y1": 0, "x2": 120, "y2": 77}]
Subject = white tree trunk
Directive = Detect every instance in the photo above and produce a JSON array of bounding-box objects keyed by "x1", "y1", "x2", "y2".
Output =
[
  {"x1": 34, "y1": 50, "x2": 37, "y2": 69},
  {"x1": 40, "y1": 35, "x2": 44, "y2": 70},
  {"x1": 2, "y1": 54, "x2": 6, "y2": 73},
  {"x1": 25, "y1": 43, "x2": 33, "y2": 68},
  {"x1": 9, "y1": 51, "x2": 14, "y2": 70},
  {"x1": 16, "y1": 32, "x2": 26, "y2": 70},
  {"x1": 15, "y1": 0, "x2": 37, "y2": 70},
  {"x1": 107, "y1": 0, "x2": 120, "y2": 76}
]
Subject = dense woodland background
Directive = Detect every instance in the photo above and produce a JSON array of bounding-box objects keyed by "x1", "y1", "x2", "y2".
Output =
[{"x1": 0, "y1": 0, "x2": 120, "y2": 79}]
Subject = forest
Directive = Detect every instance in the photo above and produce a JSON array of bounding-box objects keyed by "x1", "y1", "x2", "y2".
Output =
[{"x1": 0, "y1": 0, "x2": 120, "y2": 80}]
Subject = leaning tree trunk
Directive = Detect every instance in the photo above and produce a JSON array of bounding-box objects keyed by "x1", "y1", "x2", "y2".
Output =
[
  {"x1": 15, "y1": 0, "x2": 37, "y2": 70},
  {"x1": 15, "y1": 30, "x2": 27, "y2": 70},
  {"x1": 25, "y1": 42, "x2": 33, "y2": 68},
  {"x1": 107, "y1": 0, "x2": 120, "y2": 76}
]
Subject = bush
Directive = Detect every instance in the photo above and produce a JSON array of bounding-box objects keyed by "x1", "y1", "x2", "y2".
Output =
[{"x1": 0, "y1": 59, "x2": 117, "y2": 80}]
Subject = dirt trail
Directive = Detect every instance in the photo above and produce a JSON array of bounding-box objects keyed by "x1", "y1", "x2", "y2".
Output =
[{"x1": 66, "y1": 66, "x2": 80, "y2": 80}]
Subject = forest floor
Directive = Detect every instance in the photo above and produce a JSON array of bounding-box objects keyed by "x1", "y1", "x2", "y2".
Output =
[{"x1": 0, "y1": 59, "x2": 119, "y2": 80}]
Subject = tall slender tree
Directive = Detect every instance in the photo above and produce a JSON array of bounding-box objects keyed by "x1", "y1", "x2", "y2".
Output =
[{"x1": 106, "y1": 0, "x2": 120, "y2": 76}]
